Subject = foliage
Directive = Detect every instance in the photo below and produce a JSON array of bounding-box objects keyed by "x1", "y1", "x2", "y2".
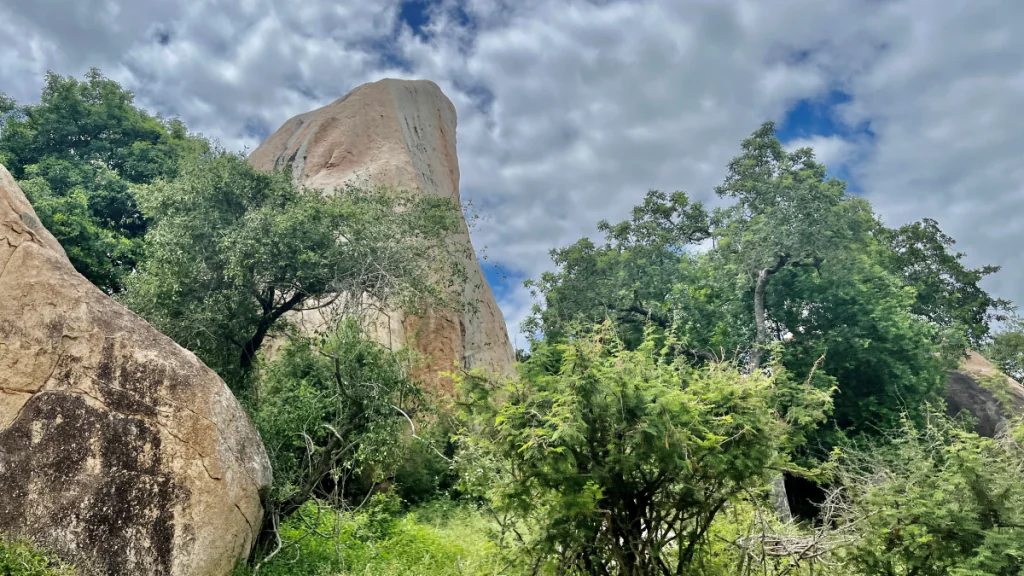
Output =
[
  {"x1": 835, "y1": 415, "x2": 1024, "y2": 576},
  {"x1": 237, "y1": 498, "x2": 521, "y2": 576},
  {"x1": 0, "y1": 69, "x2": 203, "y2": 292},
  {"x1": 524, "y1": 122, "x2": 986, "y2": 465},
  {"x1": 985, "y1": 316, "x2": 1024, "y2": 382},
  {"x1": 453, "y1": 324, "x2": 830, "y2": 576},
  {"x1": 0, "y1": 536, "x2": 75, "y2": 576},
  {"x1": 251, "y1": 320, "x2": 422, "y2": 521},
  {"x1": 392, "y1": 413, "x2": 460, "y2": 505},
  {"x1": 883, "y1": 218, "x2": 1012, "y2": 347},
  {"x1": 710, "y1": 121, "x2": 873, "y2": 370},
  {"x1": 523, "y1": 190, "x2": 709, "y2": 348},
  {"x1": 123, "y1": 150, "x2": 464, "y2": 389},
  {"x1": 768, "y1": 246, "x2": 949, "y2": 453}
]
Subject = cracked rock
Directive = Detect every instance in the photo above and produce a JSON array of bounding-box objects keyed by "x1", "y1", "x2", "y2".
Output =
[{"x1": 0, "y1": 163, "x2": 272, "y2": 576}]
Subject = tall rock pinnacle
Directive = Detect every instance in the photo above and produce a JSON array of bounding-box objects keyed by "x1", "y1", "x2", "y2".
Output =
[{"x1": 249, "y1": 78, "x2": 515, "y2": 390}]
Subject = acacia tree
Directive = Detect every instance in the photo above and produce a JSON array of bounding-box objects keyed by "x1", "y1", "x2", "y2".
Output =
[
  {"x1": 454, "y1": 324, "x2": 829, "y2": 576},
  {"x1": 251, "y1": 319, "x2": 423, "y2": 555},
  {"x1": 836, "y1": 415, "x2": 1024, "y2": 576},
  {"x1": 124, "y1": 150, "x2": 465, "y2": 390}
]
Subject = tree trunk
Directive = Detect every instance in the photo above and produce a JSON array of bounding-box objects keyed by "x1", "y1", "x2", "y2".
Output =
[
  {"x1": 750, "y1": 268, "x2": 771, "y2": 371},
  {"x1": 751, "y1": 257, "x2": 793, "y2": 523},
  {"x1": 239, "y1": 291, "x2": 307, "y2": 378}
]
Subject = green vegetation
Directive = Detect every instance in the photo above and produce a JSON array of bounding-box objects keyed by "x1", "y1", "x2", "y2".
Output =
[
  {"x1": 835, "y1": 416, "x2": 1024, "y2": 576},
  {"x1": 121, "y1": 150, "x2": 464, "y2": 389},
  {"x1": 986, "y1": 316, "x2": 1024, "y2": 382},
  {"x1": 0, "y1": 536, "x2": 74, "y2": 576},
  {"x1": 0, "y1": 69, "x2": 205, "y2": 293},
  {"x1": 454, "y1": 325, "x2": 830, "y2": 575},
  {"x1": 6, "y1": 70, "x2": 1023, "y2": 576},
  {"x1": 234, "y1": 499, "x2": 517, "y2": 576}
]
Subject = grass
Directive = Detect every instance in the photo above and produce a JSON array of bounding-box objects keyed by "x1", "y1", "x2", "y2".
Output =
[
  {"x1": 236, "y1": 497, "x2": 521, "y2": 576},
  {"x1": 0, "y1": 535, "x2": 75, "y2": 576}
]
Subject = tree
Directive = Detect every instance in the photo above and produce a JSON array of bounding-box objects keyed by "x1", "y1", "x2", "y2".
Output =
[
  {"x1": 711, "y1": 122, "x2": 868, "y2": 370},
  {"x1": 253, "y1": 320, "x2": 421, "y2": 521},
  {"x1": 123, "y1": 150, "x2": 464, "y2": 390},
  {"x1": 454, "y1": 324, "x2": 830, "y2": 576},
  {"x1": 985, "y1": 316, "x2": 1024, "y2": 382},
  {"x1": 0, "y1": 69, "x2": 203, "y2": 292},
  {"x1": 767, "y1": 244, "x2": 947, "y2": 452},
  {"x1": 523, "y1": 190, "x2": 709, "y2": 348},
  {"x1": 883, "y1": 218, "x2": 1011, "y2": 349}
]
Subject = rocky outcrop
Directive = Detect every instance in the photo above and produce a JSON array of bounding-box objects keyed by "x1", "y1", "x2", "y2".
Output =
[
  {"x1": 0, "y1": 164, "x2": 272, "y2": 575},
  {"x1": 249, "y1": 78, "x2": 515, "y2": 391},
  {"x1": 946, "y1": 350, "x2": 1024, "y2": 437}
]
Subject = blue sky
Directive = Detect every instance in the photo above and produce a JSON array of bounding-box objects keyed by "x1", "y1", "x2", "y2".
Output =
[{"x1": 2, "y1": 0, "x2": 1022, "y2": 346}]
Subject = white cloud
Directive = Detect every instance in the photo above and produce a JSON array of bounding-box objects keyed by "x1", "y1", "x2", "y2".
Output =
[
  {"x1": 1, "y1": 0, "x2": 1022, "y2": 346},
  {"x1": 785, "y1": 135, "x2": 858, "y2": 172}
]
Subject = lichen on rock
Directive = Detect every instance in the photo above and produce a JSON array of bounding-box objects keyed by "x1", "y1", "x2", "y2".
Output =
[{"x1": 0, "y1": 162, "x2": 272, "y2": 576}]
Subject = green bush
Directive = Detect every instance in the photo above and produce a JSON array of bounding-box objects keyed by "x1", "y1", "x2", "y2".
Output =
[{"x1": 0, "y1": 536, "x2": 74, "y2": 576}]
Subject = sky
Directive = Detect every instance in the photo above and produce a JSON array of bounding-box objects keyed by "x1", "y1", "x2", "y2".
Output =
[{"x1": 1, "y1": 0, "x2": 1022, "y2": 349}]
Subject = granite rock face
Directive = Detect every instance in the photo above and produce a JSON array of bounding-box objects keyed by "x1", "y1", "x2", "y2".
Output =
[
  {"x1": 0, "y1": 163, "x2": 272, "y2": 575},
  {"x1": 249, "y1": 78, "x2": 515, "y2": 391},
  {"x1": 946, "y1": 350, "x2": 1024, "y2": 437}
]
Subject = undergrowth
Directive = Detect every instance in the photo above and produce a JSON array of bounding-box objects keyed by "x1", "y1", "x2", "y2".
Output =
[{"x1": 235, "y1": 497, "x2": 519, "y2": 576}]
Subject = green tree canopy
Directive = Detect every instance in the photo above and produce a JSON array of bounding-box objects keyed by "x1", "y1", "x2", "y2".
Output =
[
  {"x1": 0, "y1": 68, "x2": 204, "y2": 292},
  {"x1": 883, "y1": 218, "x2": 1011, "y2": 347},
  {"x1": 985, "y1": 316, "x2": 1024, "y2": 382},
  {"x1": 524, "y1": 122, "x2": 1005, "y2": 462},
  {"x1": 123, "y1": 150, "x2": 465, "y2": 390},
  {"x1": 523, "y1": 190, "x2": 709, "y2": 348}
]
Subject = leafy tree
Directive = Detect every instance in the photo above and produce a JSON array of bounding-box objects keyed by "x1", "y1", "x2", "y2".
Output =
[
  {"x1": 454, "y1": 324, "x2": 829, "y2": 576},
  {"x1": 523, "y1": 190, "x2": 709, "y2": 348},
  {"x1": 883, "y1": 218, "x2": 1011, "y2": 348},
  {"x1": 123, "y1": 150, "x2": 464, "y2": 389},
  {"x1": 768, "y1": 245, "x2": 948, "y2": 453},
  {"x1": 984, "y1": 316, "x2": 1024, "y2": 383},
  {"x1": 836, "y1": 415, "x2": 1024, "y2": 576},
  {"x1": 711, "y1": 122, "x2": 869, "y2": 370},
  {"x1": 0, "y1": 69, "x2": 203, "y2": 292}
]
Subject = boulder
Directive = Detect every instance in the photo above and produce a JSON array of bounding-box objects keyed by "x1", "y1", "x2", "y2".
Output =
[
  {"x1": 0, "y1": 163, "x2": 272, "y2": 575},
  {"x1": 249, "y1": 78, "x2": 515, "y2": 391},
  {"x1": 946, "y1": 350, "x2": 1024, "y2": 437}
]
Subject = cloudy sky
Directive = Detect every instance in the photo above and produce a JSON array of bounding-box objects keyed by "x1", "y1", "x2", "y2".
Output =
[{"x1": 2, "y1": 0, "x2": 1022, "y2": 347}]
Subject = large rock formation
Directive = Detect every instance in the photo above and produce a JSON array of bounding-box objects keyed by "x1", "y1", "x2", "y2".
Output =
[
  {"x1": 0, "y1": 163, "x2": 272, "y2": 575},
  {"x1": 946, "y1": 350, "x2": 1024, "y2": 437},
  {"x1": 249, "y1": 78, "x2": 514, "y2": 391}
]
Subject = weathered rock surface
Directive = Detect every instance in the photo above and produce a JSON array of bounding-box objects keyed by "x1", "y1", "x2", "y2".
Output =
[
  {"x1": 0, "y1": 164, "x2": 272, "y2": 575},
  {"x1": 249, "y1": 78, "x2": 515, "y2": 391},
  {"x1": 946, "y1": 350, "x2": 1024, "y2": 437}
]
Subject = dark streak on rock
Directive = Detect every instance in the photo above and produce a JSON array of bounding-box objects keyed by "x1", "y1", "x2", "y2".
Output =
[{"x1": 0, "y1": 342, "x2": 190, "y2": 575}]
